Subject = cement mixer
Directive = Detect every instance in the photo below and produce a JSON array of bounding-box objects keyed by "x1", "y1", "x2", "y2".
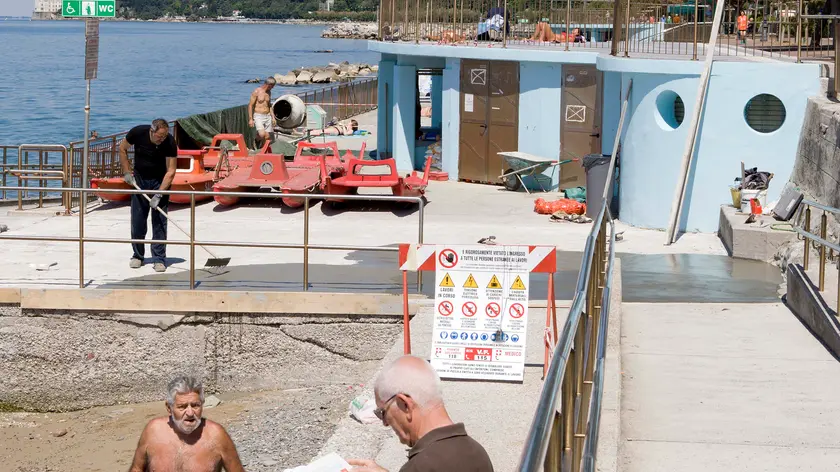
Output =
[{"x1": 271, "y1": 94, "x2": 306, "y2": 130}]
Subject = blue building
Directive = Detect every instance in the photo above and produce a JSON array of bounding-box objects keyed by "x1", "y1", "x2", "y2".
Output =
[{"x1": 370, "y1": 10, "x2": 820, "y2": 233}]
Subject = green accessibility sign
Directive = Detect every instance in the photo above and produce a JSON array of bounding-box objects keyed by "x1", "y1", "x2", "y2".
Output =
[{"x1": 63, "y1": 1, "x2": 116, "y2": 17}]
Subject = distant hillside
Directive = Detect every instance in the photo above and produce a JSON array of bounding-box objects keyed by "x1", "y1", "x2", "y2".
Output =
[{"x1": 118, "y1": 0, "x2": 378, "y2": 20}]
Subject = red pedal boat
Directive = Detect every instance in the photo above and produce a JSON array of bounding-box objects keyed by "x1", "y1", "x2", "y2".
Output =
[
  {"x1": 212, "y1": 141, "x2": 362, "y2": 208},
  {"x1": 324, "y1": 156, "x2": 433, "y2": 205},
  {"x1": 91, "y1": 148, "x2": 218, "y2": 204}
]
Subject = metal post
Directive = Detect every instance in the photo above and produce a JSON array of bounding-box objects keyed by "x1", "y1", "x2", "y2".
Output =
[
  {"x1": 610, "y1": 0, "x2": 622, "y2": 56},
  {"x1": 415, "y1": 0, "x2": 420, "y2": 43},
  {"x1": 190, "y1": 194, "x2": 196, "y2": 290},
  {"x1": 565, "y1": 0, "x2": 571, "y2": 51},
  {"x1": 796, "y1": 0, "x2": 802, "y2": 62},
  {"x1": 835, "y1": 19, "x2": 840, "y2": 97},
  {"x1": 820, "y1": 212, "x2": 827, "y2": 291},
  {"x1": 804, "y1": 207, "x2": 811, "y2": 270},
  {"x1": 624, "y1": 0, "x2": 631, "y2": 57},
  {"x1": 416, "y1": 199, "x2": 424, "y2": 292},
  {"x1": 693, "y1": 0, "x2": 699, "y2": 59},
  {"x1": 79, "y1": 187, "x2": 85, "y2": 289},
  {"x1": 503, "y1": 0, "x2": 508, "y2": 48},
  {"x1": 303, "y1": 196, "x2": 310, "y2": 291},
  {"x1": 82, "y1": 79, "x2": 91, "y2": 218}
]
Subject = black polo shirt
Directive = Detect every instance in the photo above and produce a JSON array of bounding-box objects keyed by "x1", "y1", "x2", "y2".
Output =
[
  {"x1": 125, "y1": 125, "x2": 177, "y2": 180},
  {"x1": 400, "y1": 423, "x2": 494, "y2": 472}
]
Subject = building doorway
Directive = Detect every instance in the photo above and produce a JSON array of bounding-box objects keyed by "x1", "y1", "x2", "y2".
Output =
[
  {"x1": 560, "y1": 64, "x2": 602, "y2": 188},
  {"x1": 459, "y1": 60, "x2": 519, "y2": 184}
]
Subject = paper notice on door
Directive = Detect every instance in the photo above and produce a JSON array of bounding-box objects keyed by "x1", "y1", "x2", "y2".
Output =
[{"x1": 464, "y1": 94, "x2": 474, "y2": 113}]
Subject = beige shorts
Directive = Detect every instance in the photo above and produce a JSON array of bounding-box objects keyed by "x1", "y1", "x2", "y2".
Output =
[{"x1": 254, "y1": 113, "x2": 273, "y2": 133}]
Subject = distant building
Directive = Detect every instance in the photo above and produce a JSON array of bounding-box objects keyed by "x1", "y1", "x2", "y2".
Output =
[
  {"x1": 319, "y1": 0, "x2": 335, "y2": 12},
  {"x1": 33, "y1": 0, "x2": 62, "y2": 20}
]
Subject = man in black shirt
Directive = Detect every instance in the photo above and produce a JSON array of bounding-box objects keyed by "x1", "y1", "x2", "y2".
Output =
[
  {"x1": 119, "y1": 119, "x2": 178, "y2": 273},
  {"x1": 349, "y1": 356, "x2": 494, "y2": 472}
]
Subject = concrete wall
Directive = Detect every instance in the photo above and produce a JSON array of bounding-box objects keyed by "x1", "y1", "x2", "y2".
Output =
[
  {"x1": 602, "y1": 58, "x2": 820, "y2": 232},
  {"x1": 0, "y1": 290, "x2": 410, "y2": 412},
  {"x1": 791, "y1": 95, "x2": 840, "y2": 212}
]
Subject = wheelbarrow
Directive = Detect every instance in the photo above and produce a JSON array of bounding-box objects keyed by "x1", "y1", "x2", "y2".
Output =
[{"x1": 497, "y1": 152, "x2": 579, "y2": 193}]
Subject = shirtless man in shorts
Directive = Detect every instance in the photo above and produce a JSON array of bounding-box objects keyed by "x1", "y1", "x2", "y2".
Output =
[
  {"x1": 128, "y1": 375, "x2": 245, "y2": 472},
  {"x1": 249, "y1": 76, "x2": 276, "y2": 149}
]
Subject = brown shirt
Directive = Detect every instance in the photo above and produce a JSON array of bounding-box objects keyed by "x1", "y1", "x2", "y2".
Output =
[{"x1": 399, "y1": 423, "x2": 494, "y2": 472}]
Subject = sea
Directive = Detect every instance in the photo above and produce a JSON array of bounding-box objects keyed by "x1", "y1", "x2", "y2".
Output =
[{"x1": 0, "y1": 20, "x2": 379, "y2": 149}]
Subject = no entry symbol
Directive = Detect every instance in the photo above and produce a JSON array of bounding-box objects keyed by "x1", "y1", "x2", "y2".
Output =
[
  {"x1": 438, "y1": 301, "x2": 454, "y2": 316},
  {"x1": 485, "y1": 302, "x2": 501, "y2": 318},
  {"x1": 439, "y1": 248, "x2": 458, "y2": 269},
  {"x1": 509, "y1": 303, "x2": 525, "y2": 319},
  {"x1": 462, "y1": 301, "x2": 477, "y2": 317}
]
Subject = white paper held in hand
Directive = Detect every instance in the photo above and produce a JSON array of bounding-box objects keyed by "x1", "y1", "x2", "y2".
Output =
[{"x1": 282, "y1": 452, "x2": 352, "y2": 472}]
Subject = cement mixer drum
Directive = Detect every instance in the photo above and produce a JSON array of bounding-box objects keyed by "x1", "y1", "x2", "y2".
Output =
[{"x1": 272, "y1": 94, "x2": 306, "y2": 129}]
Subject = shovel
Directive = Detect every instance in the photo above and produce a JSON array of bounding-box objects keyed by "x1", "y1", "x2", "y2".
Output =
[{"x1": 127, "y1": 179, "x2": 231, "y2": 272}]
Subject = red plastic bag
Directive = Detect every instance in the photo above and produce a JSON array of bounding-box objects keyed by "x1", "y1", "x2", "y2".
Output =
[{"x1": 534, "y1": 198, "x2": 586, "y2": 215}]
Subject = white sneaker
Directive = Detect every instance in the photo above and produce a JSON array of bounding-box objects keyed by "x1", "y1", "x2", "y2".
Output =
[
  {"x1": 153, "y1": 262, "x2": 166, "y2": 273},
  {"x1": 129, "y1": 258, "x2": 142, "y2": 269}
]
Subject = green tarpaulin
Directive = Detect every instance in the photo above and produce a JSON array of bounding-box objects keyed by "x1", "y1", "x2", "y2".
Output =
[{"x1": 176, "y1": 104, "x2": 257, "y2": 150}]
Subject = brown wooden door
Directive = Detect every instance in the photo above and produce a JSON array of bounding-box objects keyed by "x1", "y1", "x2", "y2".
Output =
[
  {"x1": 560, "y1": 64, "x2": 602, "y2": 188},
  {"x1": 460, "y1": 60, "x2": 519, "y2": 183}
]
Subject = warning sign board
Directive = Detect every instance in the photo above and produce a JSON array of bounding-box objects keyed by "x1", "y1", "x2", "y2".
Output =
[{"x1": 432, "y1": 245, "x2": 531, "y2": 382}]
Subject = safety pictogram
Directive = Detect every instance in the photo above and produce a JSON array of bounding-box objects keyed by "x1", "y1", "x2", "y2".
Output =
[
  {"x1": 485, "y1": 302, "x2": 501, "y2": 318},
  {"x1": 438, "y1": 301, "x2": 454, "y2": 316},
  {"x1": 510, "y1": 275, "x2": 526, "y2": 291},
  {"x1": 439, "y1": 273, "x2": 455, "y2": 287},
  {"x1": 462, "y1": 301, "x2": 477, "y2": 317},
  {"x1": 509, "y1": 303, "x2": 525, "y2": 319},
  {"x1": 463, "y1": 273, "x2": 479, "y2": 288},
  {"x1": 439, "y1": 248, "x2": 458, "y2": 268},
  {"x1": 487, "y1": 275, "x2": 502, "y2": 289}
]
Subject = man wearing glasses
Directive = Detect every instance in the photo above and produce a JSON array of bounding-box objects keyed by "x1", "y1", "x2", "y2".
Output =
[{"x1": 349, "y1": 356, "x2": 493, "y2": 472}]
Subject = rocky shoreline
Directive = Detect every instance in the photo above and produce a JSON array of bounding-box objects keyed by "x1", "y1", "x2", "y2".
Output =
[
  {"x1": 320, "y1": 22, "x2": 378, "y2": 39},
  {"x1": 244, "y1": 61, "x2": 377, "y2": 86}
]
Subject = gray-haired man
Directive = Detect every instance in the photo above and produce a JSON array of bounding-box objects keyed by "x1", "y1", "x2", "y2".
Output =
[
  {"x1": 128, "y1": 375, "x2": 245, "y2": 472},
  {"x1": 349, "y1": 355, "x2": 494, "y2": 472}
]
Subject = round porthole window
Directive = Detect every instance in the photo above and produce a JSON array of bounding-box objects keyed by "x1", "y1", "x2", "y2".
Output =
[
  {"x1": 655, "y1": 90, "x2": 685, "y2": 130},
  {"x1": 745, "y1": 94, "x2": 786, "y2": 133}
]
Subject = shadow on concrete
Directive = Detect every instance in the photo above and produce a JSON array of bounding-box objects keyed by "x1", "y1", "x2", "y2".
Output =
[{"x1": 97, "y1": 250, "x2": 783, "y2": 304}]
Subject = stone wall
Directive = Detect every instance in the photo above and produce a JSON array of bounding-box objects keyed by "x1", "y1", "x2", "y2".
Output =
[
  {"x1": 791, "y1": 95, "x2": 840, "y2": 211},
  {"x1": 777, "y1": 93, "x2": 840, "y2": 267},
  {"x1": 0, "y1": 308, "x2": 402, "y2": 412}
]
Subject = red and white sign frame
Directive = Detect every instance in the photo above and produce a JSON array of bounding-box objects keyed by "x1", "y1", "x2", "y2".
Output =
[{"x1": 398, "y1": 243, "x2": 559, "y2": 379}]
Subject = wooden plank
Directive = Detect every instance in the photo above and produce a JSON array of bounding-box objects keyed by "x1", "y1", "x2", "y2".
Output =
[{"x1": 20, "y1": 289, "x2": 421, "y2": 315}]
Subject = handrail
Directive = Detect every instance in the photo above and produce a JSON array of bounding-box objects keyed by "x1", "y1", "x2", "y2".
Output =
[
  {"x1": 802, "y1": 199, "x2": 840, "y2": 216},
  {"x1": 518, "y1": 68, "x2": 631, "y2": 472},
  {"x1": 795, "y1": 199, "x2": 840, "y2": 316},
  {"x1": 0, "y1": 185, "x2": 424, "y2": 292}
]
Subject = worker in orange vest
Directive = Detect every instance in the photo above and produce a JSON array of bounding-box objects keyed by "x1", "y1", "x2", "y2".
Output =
[{"x1": 737, "y1": 11, "x2": 749, "y2": 44}]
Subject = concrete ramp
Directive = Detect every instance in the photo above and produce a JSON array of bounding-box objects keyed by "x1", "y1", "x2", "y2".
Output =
[
  {"x1": 620, "y1": 302, "x2": 840, "y2": 471},
  {"x1": 320, "y1": 301, "x2": 570, "y2": 472}
]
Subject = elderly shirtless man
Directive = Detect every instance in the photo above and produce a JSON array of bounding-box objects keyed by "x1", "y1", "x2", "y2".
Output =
[
  {"x1": 129, "y1": 375, "x2": 244, "y2": 472},
  {"x1": 248, "y1": 76, "x2": 276, "y2": 149}
]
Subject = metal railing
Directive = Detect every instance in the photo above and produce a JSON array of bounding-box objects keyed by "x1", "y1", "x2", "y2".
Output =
[
  {"x1": 517, "y1": 192, "x2": 617, "y2": 472},
  {"x1": 299, "y1": 77, "x2": 379, "y2": 122},
  {"x1": 0, "y1": 145, "x2": 67, "y2": 207},
  {"x1": 376, "y1": 0, "x2": 835, "y2": 63},
  {"x1": 0, "y1": 185, "x2": 424, "y2": 292},
  {"x1": 796, "y1": 199, "x2": 840, "y2": 315}
]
